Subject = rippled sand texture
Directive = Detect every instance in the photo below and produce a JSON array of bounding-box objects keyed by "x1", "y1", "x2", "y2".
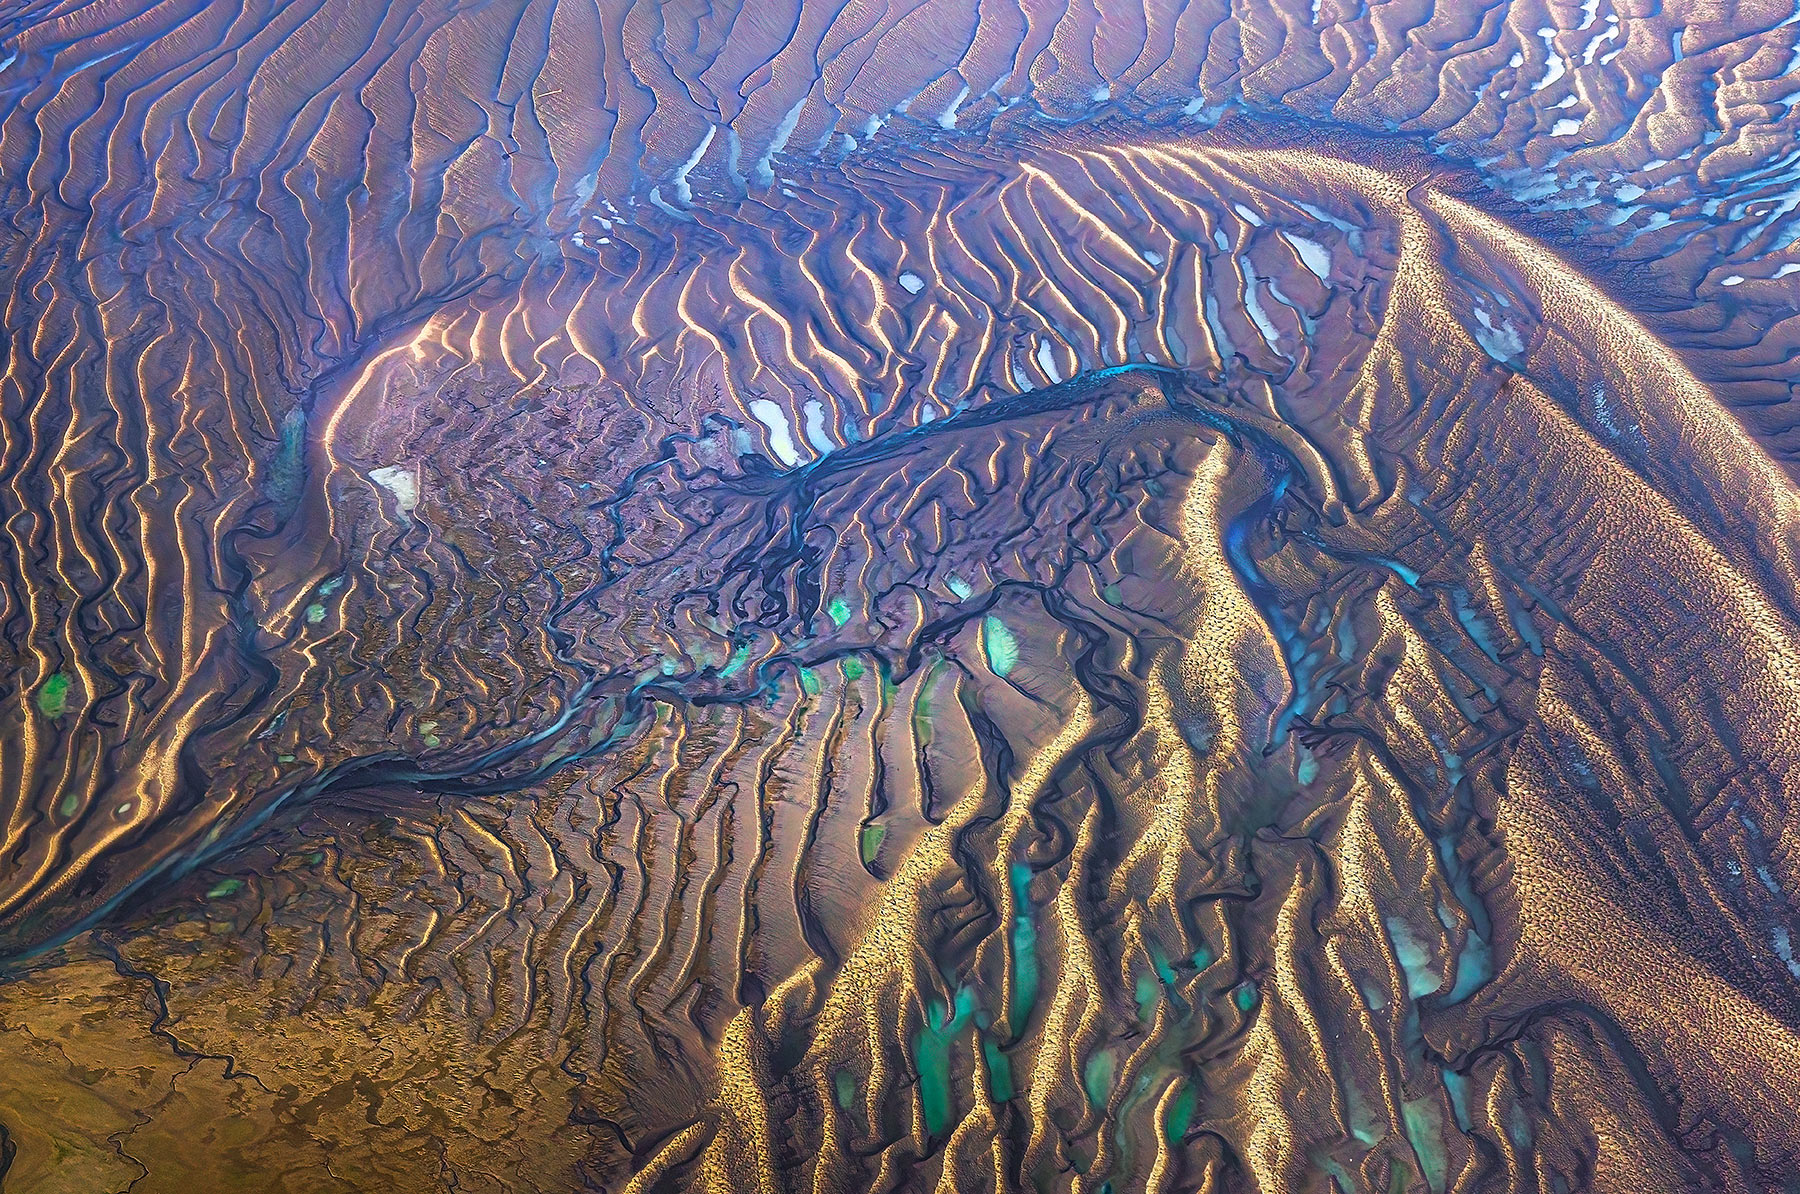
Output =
[{"x1": 5, "y1": 1, "x2": 1800, "y2": 1191}]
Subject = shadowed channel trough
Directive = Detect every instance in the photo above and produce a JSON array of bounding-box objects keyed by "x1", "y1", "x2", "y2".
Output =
[{"x1": 3, "y1": 4, "x2": 1800, "y2": 1190}]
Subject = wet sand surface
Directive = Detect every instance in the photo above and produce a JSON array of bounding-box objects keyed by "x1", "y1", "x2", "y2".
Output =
[{"x1": 2, "y1": 2, "x2": 1800, "y2": 1191}]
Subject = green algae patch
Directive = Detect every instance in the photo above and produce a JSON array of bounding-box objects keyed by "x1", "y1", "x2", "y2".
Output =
[
  {"x1": 1441, "y1": 1067, "x2": 1473, "y2": 1132},
  {"x1": 834, "y1": 1068, "x2": 856, "y2": 1110},
  {"x1": 828, "y1": 597, "x2": 852, "y2": 627},
  {"x1": 982, "y1": 1038, "x2": 1014, "y2": 1102},
  {"x1": 1134, "y1": 973, "x2": 1159, "y2": 1023},
  {"x1": 267, "y1": 408, "x2": 308, "y2": 506},
  {"x1": 982, "y1": 615, "x2": 1019, "y2": 677},
  {"x1": 1233, "y1": 982, "x2": 1258, "y2": 1012},
  {"x1": 1150, "y1": 942, "x2": 1182, "y2": 986},
  {"x1": 1102, "y1": 582, "x2": 1123, "y2": 605},
  {"x1": 798, "y1": 666, "x2": 822, "y2": 696},
  {"x1": 1343, "y1": 1071, "x2": 1387, "y2": 1147},
  {"x1": 206, "y1": 878, "x2": 244, "y2": 900},
  {"x1": 1009, "y1": 863, "x2": 1039, "y2": 1026},
  {"x1": 911, "y1": 672, "x2": 939, "y2": 745},
  {"x1": 859, "y1": 823, "x2": 887, "y2": 866},
  {"x1": 1386, "y1": 915, "x2": 1438, "y2": 998},
  {"x1": 35, "y1": 673, "x2": 72, "y2": 718},
  {"x1": 1453, "y1": 588, "x2": 1503, "y2": 665},
  {"x1": 1165, "y1": 1082, "x2": 1197, "y2": 1144},
  {"x1": 842, "y1": 657, "x2": 865, "y2": 682},
  {"x1": 57, "y1": 793, "x2": 79, "y2": 817},
  {"x1": 1402, "y1": 1095, "x2": 1449, "y2": 1193},
  {"x1": 719, "y1": 642, "x2": 752, "y2": 678},
  {"x1": 915, "y1": 988, "x2": 976, "y2": 1137},
  {"x1": 1311, "y1": 1148, "x2": 1358, "y2": 1194},
  {"x1": 1506, "y1": 1101, "x2": 1534, "y2": 1149},
  {"x1": 304, "y1": 602, "x2": 327, "y2": 624},
  {"x1": 1082, "y1": 1050, "x2": 1116, "y2": 1109},
  {"x1": 947, "y1": 576, "x2": 974, "y2": 601}
]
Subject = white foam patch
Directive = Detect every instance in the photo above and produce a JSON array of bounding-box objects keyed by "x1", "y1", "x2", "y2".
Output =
[
  {"x1": 1265, "y1": 276, "x2": 1314, "y2": 338},
  {"x1": 1232, "y1": 203, "x2": 1264, "y2": 227},
  {"x1": 1551, "y1": 118, "x2": 1582, "y2": 137},
  {"x1": 748, "y1": 399, "x2": 802, "y2": 466},
  {"x1": 1472, "y1": 307, "x2": 1526, "y2": 362},
  {"x1": 1775, "y1": 263, "x2": 1800, "y2": 279},
  {"x1": 938, "y1": 84, "x2": 969, "y2": 129},
  {"x1": 723, "y1": 127, "x2": 744, "y2": 189},
  {"x1": 1035, "y1": 340, "x2": 1064, "y2": 383},
  {"x1": 1775, "y1": 926, "x2": 1800, "y2": 978},
  {"x1": 1532, "y1": 29, "x2": 1567, "y2": 91},
  {"x1": 1141, "y1": 248, "x2": 1163, "y2": 265},
  {"x1": 671, "y1": 125, "x2": 716, "y2": 205},
  {"x1": 1722, "y1": 274, "x2": 1745, "y2": 286},
  {"x1": 1591, "y1": 15, "x2": 1623, "y2": 65},
  {"x1": 1240, "y1": 265, "x2": 1283, "y2": 350},
  {"x1": 370, "y1": 465, "x2": 419, "y2": 515},
  {"x1": 754, "y1": 96, "x2": 807, "y2": 189},
  {"x1": 898, "y1": 271, "x2": 925, "y2": 294},
  {"x1": 803, "y1": 398, "x2": 835, "y2": 454},
  {"x1": 1280, "y1": 232, "x2": 1332, "y2": 280},
  {"x1": 1203, "y1": 292, "x2": 1235, "y2": 363},
  {"x1": 1295, "y1": 201, "x2": 1364, "y2": 250}
]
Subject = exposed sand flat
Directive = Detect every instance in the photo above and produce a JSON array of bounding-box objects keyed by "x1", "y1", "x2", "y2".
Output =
[{"x1": 0, "y1": 2, "x2": 1798, "y2": 1192}]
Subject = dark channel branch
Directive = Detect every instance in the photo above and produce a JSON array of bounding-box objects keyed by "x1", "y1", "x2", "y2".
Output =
[{"x1": 2, "y1": 12, "x2": 1798, "y2": 1185}]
